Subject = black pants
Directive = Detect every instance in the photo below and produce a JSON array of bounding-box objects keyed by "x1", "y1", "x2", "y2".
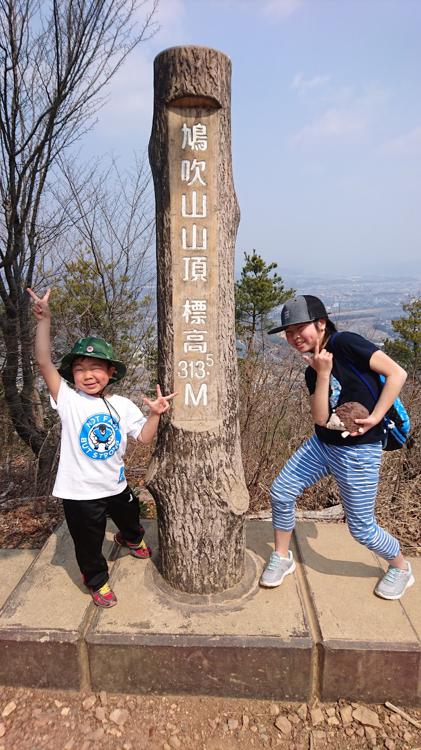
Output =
[{"x1": 62, "y1": 485, "x2": 144, "y2": 591}]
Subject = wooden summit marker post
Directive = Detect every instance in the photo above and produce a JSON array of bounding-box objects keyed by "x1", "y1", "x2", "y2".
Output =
[{"x1": 147, "y1": 46, "x2": 249, "y2": 594}]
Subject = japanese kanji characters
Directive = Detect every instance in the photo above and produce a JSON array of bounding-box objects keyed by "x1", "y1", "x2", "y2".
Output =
[
  {"x1": 181, "y1": 159, "x2": 206, "y2": 186},
  {"x1": 181, "y1": 122, "x2": 208, "y2": 151},
  {"x1": 182, "y1": 299, "x2": 207, "y2": 325},
  {"x1": 182, "y1": 256, "x2": 207, "y2": 282},
  {"x1": 174, "y1": 119, "x2": 216, "y2": 411}
]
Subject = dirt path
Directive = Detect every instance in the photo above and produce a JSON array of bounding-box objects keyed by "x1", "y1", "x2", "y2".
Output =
[{"x1": 1, "y1": 686, "x2": 420, "y2": 750}]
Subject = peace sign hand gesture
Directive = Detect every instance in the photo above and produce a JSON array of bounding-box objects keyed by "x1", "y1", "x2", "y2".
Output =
[
  {"x1": 142, "y1": 384, "x2": 177, "y2": 416},
  {"x1": 27, "y1": 288, "x2": 51, "y2": 321},
  {"x1": 302, "y1": 338, "x2": 333, "y2": 376}
]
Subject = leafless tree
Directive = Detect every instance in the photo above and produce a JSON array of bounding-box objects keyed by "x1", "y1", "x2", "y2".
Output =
[
  {"x1": 28, "y1": 153, "x2": 156, "y2": 495},
  {"x1": 52, "y1": 153, "x2": 156, "y2": 394},
  {"x1": 0, "y1": 0, "x2": 158, "y2": 458}
]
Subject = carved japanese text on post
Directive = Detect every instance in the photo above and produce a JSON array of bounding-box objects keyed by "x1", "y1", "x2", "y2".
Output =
[
  {"x1": 169, "y1": 108, "x2": 220, "y2": 429},
  {"x1": 147, "y1": 46, "x2": 249, "y2": 593}
]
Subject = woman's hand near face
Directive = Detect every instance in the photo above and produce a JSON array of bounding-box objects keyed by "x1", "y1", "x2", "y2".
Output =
[{"x1": 303, "y1": 339, "x2": 333, "y2": 376}]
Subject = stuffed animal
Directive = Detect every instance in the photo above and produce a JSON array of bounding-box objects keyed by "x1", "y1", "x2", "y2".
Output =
[{"x1": 326, "y1": 402, "x2": 369, "y2": 438}]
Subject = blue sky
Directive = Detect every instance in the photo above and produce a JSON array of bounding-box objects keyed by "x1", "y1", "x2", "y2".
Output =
[{"x1": 82, "y1": 0, "x2": 421, "y2": 279}]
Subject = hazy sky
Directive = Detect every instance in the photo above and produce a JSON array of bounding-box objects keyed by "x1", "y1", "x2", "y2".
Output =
[{"x1": 82, "y1": 0, "x2": 421, "y2": 279}]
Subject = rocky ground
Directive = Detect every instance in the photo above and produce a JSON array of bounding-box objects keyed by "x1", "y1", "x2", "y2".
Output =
[{"x1": 0, "y1": 687, "x2": 420, "y2": 750}]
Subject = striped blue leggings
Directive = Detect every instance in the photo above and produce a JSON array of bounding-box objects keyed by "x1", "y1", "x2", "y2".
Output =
[{"x1": 271, "y1": 434, "x2": 400, "y2": 560}]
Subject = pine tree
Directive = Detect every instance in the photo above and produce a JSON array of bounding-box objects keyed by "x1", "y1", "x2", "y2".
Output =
[
  {"x1": 0, "y1": 1, "x2": 157, "y2": 458},
  {"x1": 235, "y1": 251, "x2": 294, "y2": 347},
  {"x1": 384, "y1": 298, "x2": 421, "y2": 375},
  {"x1": 49, "y1": 252, "x2": 156, "y2": 393}
]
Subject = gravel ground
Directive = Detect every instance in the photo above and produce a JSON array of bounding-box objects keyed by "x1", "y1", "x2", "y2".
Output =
[{"x1": 0, "y1": 687, "x2": 420, "y2": 750}]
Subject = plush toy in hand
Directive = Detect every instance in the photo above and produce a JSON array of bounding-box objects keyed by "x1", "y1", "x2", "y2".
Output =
[{"x1": 326, "y1": 402, "x2": 370, "y2": 438}]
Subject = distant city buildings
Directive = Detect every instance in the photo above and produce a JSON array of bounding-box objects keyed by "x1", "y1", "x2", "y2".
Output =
[{"x1": 269, "y1": 274, "x2": 421, "y2": 344}]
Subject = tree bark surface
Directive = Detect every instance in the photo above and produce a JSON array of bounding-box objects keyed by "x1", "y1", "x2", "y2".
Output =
[{"x1": 147, "y1": 46, "x2": 249, "y2": 594}]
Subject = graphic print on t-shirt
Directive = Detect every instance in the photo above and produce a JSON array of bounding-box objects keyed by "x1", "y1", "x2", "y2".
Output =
[
  {"x1": 79, "y1": 413, "x2": 121, "y2": 461},
  {"x1": 329, "y1": 375, "x2": 342, "y2": 410}
]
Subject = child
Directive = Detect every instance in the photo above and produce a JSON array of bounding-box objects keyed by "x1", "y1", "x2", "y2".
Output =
[
  {"x1": 28, "y1": 287, "x2": 176, "y2": 608},
  {"x1": 260, "y1": 295, "x2": 414, "y2": 600}
]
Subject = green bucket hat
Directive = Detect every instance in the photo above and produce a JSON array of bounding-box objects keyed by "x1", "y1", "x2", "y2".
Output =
[{"x1": 58, "y1": 336, "x2": 127, "y2": 384}]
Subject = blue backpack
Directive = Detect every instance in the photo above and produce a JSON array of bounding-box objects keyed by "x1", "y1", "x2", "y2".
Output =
[{"x1": 330, "y1": 333, "x2": 410, "y2": 451}]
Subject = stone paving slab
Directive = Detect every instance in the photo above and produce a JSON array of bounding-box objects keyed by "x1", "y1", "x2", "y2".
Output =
[
  {"x1": 0, "y1": 519, "x2": 419, "y2": 703},
  {"x1": 294, "y1": 522, "x2": 420, "y2": 705},
  {"x1": 0, "y1": 523, "x2": 115, "y2": 690},
  {"x1": 0, "y1": 549, "x2": 37, "y2": 609},
  {"x1": 86, "y1": 520, "x2": 313, "y2": 700}
]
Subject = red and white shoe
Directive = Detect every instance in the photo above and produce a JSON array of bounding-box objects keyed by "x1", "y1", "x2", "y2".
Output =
[
  {"x1": 114, "y1": 531, "x2": 152, "y2": 559},
  {"x1": 89, "y1": 582, "x2": 117, "y2": 608}
]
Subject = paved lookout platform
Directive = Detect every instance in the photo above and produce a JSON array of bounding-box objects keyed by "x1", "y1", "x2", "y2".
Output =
[{"x1": 0, "y1": 521, "x2": 419, "y2": 705}]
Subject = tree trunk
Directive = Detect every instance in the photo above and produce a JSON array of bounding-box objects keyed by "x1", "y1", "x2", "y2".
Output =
[
  {"x1": 147, "y1": 46, "x2": 249, "y2": 594},
  {"x1": 0, "y1": 308, "x2": 46, "y2": 456},
  {"x1": 35, "y1": 422, "x2": 61, "y2": 497}
]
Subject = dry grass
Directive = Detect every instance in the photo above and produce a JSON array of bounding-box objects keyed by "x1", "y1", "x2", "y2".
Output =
[
  {"x1": 0, "y1": 360, "x2": 419, "y2": 556},
  {"x1": 375, "y1": 378, "x2": 421, "y2": 555}
]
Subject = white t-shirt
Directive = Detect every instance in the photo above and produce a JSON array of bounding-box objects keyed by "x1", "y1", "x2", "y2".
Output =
[{"x1": 51, "y1": 379, "x2": 147, "y2": 500}]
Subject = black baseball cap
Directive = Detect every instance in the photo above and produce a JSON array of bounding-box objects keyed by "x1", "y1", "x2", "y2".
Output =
[{"x1": 268, "y1": 295, "x2": 328, "y2": 334}]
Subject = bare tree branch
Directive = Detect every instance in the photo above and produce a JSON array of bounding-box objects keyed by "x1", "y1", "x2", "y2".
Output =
[{"x1": 0, "y1": 0, "x2": 158, "y2": 460}]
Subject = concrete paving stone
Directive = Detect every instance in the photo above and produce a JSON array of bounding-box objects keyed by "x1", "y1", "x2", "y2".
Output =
[
  {"x1": 386, "y1": 556, "x2": 421, "y2": 641},
  {"x1": 86, "y1": 520, "x2": 313, "y2": 700},
  {"x1": 0, "y1": 521, "x2": 116, "y2": 690},
  {"x1": 0, "y1": 549, "x2": 37, "y2": 609},
  {"x1": 376, "y1": 554, "x2": 421, "y2": 704},
  {"x1": 1, "y1": 518, "x2": 418, "y2": 703},
  {"x1": 294, "y1": 522, "x2": 421, "y2": 705}
]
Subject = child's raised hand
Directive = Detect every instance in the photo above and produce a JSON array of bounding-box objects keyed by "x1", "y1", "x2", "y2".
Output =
[
  {"x1": 302, "y1": 339, "x2": 333, "y2": 376},
  {"x1": 27, "y1": 288, "x2": 51, "y2": 320},
  {"x1": 143, "y1": 384, "x2": 177, "y2": 416}
]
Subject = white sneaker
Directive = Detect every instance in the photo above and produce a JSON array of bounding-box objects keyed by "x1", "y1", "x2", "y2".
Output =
[
  {"x1": 259, "y1": 550, "x2": 296, "y2": 588},
  {"x1": 374, "y1": 562, "x2": 415, "y2": 600}
]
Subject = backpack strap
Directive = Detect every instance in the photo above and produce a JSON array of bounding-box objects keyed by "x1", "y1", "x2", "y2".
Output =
[{"x1": 330, "y1": 332, "x2": 381, "y2": 405}]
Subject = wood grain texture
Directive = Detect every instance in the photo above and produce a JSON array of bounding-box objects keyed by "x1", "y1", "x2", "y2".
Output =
[{"x1": 147, "y1": 46, "x2": 249, "y2": 593}]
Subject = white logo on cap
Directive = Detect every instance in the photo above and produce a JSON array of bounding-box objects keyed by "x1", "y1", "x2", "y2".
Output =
[{"x1": 86, "y1": 345, "x2": 94, "y2": 353}]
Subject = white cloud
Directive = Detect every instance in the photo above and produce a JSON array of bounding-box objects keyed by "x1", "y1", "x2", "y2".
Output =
[
  {"x1": 291, "y1": 108, "x2": 367, "y2": 147},
  {"x1": 263, "y1": 0, "x2": 303, "y2": 20},
  {"x1": 93, "y1": 0, "x2": 188, "y2": 143},
  {"x1": 290, "y1": 85, "x2": 389, "y2": 148},
  {"x1": 291, "y1": 72, "x2": 331, "y2": 92},
  {"x1": 381, "y1": 126, "x2": 421, "y2": 156}
]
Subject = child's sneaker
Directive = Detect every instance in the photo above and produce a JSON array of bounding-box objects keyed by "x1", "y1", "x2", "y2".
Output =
[
  {"x1": 374, "y1": 562, "x2": 415, "y2": 600},
  {"x1": 259, "y1": 550, "x2": 296, "y2": 587},
  {"x1": 90, "y1": 582, "x2": 117, "y2": 608},
  {"x1": 114, "y1": 531, "x2": 152, "y2": 559}
]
